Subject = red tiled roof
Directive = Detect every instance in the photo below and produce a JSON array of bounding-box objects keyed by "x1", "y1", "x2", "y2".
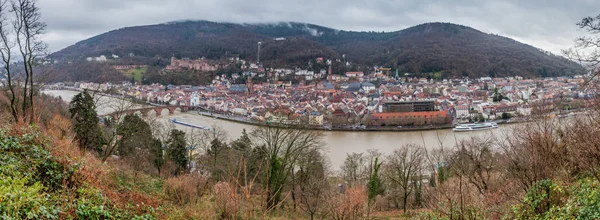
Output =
[{"x1": 371, "y1": 111, "x2": 448, "y2": 119}]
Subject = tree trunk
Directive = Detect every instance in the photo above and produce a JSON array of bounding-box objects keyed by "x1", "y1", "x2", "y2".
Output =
[
  {"x1": 291, "y1": 172, "x2": 297, "y2": 211},
  {"x1": 403, "y1": 191, "x2": 408, "y2": 213}
]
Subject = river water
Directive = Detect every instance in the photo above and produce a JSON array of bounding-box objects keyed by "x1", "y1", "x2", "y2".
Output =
[{"x1": 43, "y1": 90, "x2": 510, "y2": 169}]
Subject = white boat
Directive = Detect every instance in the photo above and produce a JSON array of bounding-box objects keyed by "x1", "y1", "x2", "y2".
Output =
[
  {"x1": 171, "y1": 118, "x2": 211, "y2": 130},
  {"x1": 453, "y1": 122, "x2": 498, "y2": 132}
]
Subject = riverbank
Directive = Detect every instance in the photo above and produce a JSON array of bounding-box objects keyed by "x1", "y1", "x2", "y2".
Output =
[
  {"x1": 196, "y1": 111, "x2": 474, "y2": 132},
  {"x1": 43, "y1": 89, "x2": 569, "y2": 133},
  {"x1": 194, "y1": 110, "x2": 585, "y2": 132}
]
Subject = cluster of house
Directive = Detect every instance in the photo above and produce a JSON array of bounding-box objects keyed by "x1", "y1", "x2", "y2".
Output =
[
  {"x1": 57, "y1": 71, "x2": 589, "y2": 128},
  {"x1": 85, "y1": 53, "x2": 138, "y2": 62},
  {"x1": 165, "y1": 57, "x2": 221, "y2": 72}
]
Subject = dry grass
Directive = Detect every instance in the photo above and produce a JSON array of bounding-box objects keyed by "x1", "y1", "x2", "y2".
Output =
[
  {"x1": 41, "y1": 112, "x2": 166, "y2": 216},
  {"x1": 213, "y1": 181, "x2": 240, "y2": 219},
  {"x1": 327, "y1": 185, "x2": 368, "y2": 220},
  {"x1": 164, "y1": 173, "x2": 208, "y2": 205}
]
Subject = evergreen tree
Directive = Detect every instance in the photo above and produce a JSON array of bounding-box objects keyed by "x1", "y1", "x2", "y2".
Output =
[
  {"x1": 167, "y1": 129, "x2": 188, "y2": 174},
  {"x1": 151, "y1": 138, "x2": 165, "y2": 175},
  {"x1": 116, "y1": 114, "x2": 152, "y2": 157},
  {"x1": 69, "y1": 89, "x2": 104, "y2": 154},
  {"x1": 231, "y1": 129, "x2": 252, "y2": 156},
  {"x1": 208, "y1": 138, "x2": 228, "y2": 180}
]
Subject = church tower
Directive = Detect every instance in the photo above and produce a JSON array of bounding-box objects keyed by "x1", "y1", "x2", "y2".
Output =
[{"x1": 246, "y1": 77, "x2": 254, "y2": 93}]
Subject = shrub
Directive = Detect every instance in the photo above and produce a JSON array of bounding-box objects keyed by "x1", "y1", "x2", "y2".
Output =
[
  {"x1": 542, "y1": 178, "x2": 600, "y2": 219},
  {"x1": 0, "y1": 175, "x2": 58, "y2": 219},
  {"x1": 213, "y1": 182, "x2": 239, "y2": 219},
  {"x1": 327, "y1": 186, "x2": 368, "y2": 220},
  {"x1": 75, "y1": 187, "x2": 158, "y2": 220},
  {"x1": 164, "y1": 174, "x2": 207, "y2": 205},
  {"x1": 75, "y1": 187, "x2": 115, "y2": 219},
  {"x1": 511, "y1": 179, "x2": 567, "y2": 219},
  {"x1": 0, "y1": 127, "x2": 76, "y2": 192}
]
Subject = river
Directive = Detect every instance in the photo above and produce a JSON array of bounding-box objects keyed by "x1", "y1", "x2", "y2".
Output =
[{"x1": 43, "y1": 90, "x2": 511, "y2": 169}]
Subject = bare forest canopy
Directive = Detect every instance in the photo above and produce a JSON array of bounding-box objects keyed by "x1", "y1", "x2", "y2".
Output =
[{"x1": 48, "y1": 21, "x2": 586, "y2": 82}]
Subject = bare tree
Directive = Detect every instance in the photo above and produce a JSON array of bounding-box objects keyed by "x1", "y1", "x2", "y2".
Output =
[
  {"x1": 340, "y1": 152, "x2": 368, "y2": 186},
  {"x1": 295, "y1": 148, "x2": 330, "y2": 220},
  {"x1": 497, "y1": 116, "x2": 568, "y2": 193},
  {"x1": 452, "y1": 136, "x2": 497, "y2": 195},
  {"x1": 250, "y1": 124, "x2": 324, "y2": 211},
  {"x1": 0, "y1": 0, "x2": 46, "y2": 123},
  {"x1": 195, "y1": 124, "x2": 230, "y2": 179},
  {"x1": 566, "y1": 97, "x2": 600, "y2": 182},
  {"x1": 12, "y1": 0, "x2": 46, "y2": 123},
  {"x1": 0, "y1": 0, "x2": 16, "y2": 122},
  {"x1": 384, "y1": 144, "x2": 424, "y2": 213},
  {"x1": 97, "y1": 95, "x2": 137, "y2": 162},
  {"x1": 326, "y1": 185, "x2": 368, "y2": 220},
  {"x1": 563, "y1": 14, "x2": 600, "y2": 82}
]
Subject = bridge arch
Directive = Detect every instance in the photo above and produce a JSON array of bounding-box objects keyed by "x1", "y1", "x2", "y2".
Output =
[{"x1": 101, "y1": 105, "x2": 198, "y2": 120}]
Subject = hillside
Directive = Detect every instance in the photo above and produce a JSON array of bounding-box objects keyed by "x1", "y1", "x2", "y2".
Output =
[{"x1": 51, "y1": 21, "x2": 586, "y2": 78}]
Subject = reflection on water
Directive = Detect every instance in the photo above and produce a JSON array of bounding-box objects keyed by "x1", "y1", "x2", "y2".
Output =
[{"x1": 44, "y1": 90, "x2": 510, "y2": 169}]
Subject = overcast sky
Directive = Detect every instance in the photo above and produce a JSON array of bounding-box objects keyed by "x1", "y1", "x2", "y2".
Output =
[{"x1": 39, "y1": 0, "x2": 598, "y2": 54}]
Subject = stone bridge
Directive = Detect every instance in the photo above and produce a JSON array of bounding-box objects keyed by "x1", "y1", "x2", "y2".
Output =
[{"x1": 102, "y1": 105, "x2": 206, "y2": 120}]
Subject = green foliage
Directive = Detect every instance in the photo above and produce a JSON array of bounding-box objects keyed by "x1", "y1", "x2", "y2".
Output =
[
  {"x1": 75, "y1": 187, "x2": 158, "y2": 220},
  {"x1": 231, "y1": 129, "x2": 252, "y2": 156},
  {"x1": 166, "y1": 129, "x2": 188, "y2": 174},
  {"x1": 0, "y1": 128, "x2": 160, "y2": 219},
  {"x1": 151, "y1": 139, "x2": 165, "y2": 174},
  {"x1": 0, "y1": 128, "x2": 75, "y2": 192},
  {"x1": 549, "y1": 178, "x2": 600, "y2": 219},
  {"x1": 512, "y1": 178, "x2": 600, "y2": 219},
  {"x1": 247, "y1": 145, "x2": 267, "y2": 184},
  {"x1": 0, "y1": 128, "x2": 68, "y2": 219},
  {"x1": 367, "y1": 157, "x2": 384, "y2": 201},
  {"x1": 511, "y1": 179, "x2": 566, "y2": 219},
  {"x1": 436, "y1": 163, "x2": 450, "y2": 185},
  {"x1": 477, "y1": 114, "x2": 486, "y2": 122},
  {"x1": 266, "y1": 156, "x2": 283, "y2": 209},
  {"x1": 69, "y1": 89, "x2": 105, "y2": 153},
  {"x1": 208, "y1": 138, "x2": 228, "y2": 180},
  {"x1": 0, "y1": 176, "x2": 58, "y2": 219},
  {"x1": 75, "y1": 187, "x2": 115, "y2": 219},
  {"x1": 116, "y1": 114, "x2": 153, "y2": 157},
  {"x1": 501, "y1": 112, "x2": 512, "y2": 120},
  {"x1": 123, "y1": 67, "x2": 148, "y2": 83}
]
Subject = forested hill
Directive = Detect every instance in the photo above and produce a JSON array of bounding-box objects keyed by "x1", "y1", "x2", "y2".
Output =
[{"x1": 50, "y1": 21, "x2": 586, "y2": 78}]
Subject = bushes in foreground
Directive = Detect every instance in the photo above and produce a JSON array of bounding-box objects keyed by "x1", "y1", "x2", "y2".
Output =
[
  {"x1": 511, "y1": 178, "x2": 600, "y2": 219},
  {"x1": 0, "y1": 127, "x2": 155, "y2": 219}
]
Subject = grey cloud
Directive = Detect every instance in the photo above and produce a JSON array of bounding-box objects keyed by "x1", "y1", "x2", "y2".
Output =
[{"x1": 38, "y1": 0, "x2": 598, "y2": 53}]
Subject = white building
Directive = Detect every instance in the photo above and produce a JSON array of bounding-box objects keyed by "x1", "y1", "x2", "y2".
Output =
[
  {"x1": 456, "y1": 105, "x2": 470, "y2": 119},
  {"x1": 361, "y1": 83, "x2": 376, "y2": 93},
  {"x1": 517, "y1": 105, "x2": 531, "y2": 116},
  {"x1": 190, "y1": 91, "x2": 200, "y2": 106},
  {"x1": 232, "y1": 108, "x2": 248, "y2": 115},
  {"x1": 95, "y1": 55, "x2": 107, "y2": 62},
  {"x1": 295, "y1": 70, "x2": 314, "y2": 76}
]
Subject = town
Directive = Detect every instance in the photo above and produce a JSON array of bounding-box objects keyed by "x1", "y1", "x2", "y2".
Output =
[{"x1": 46, "y1": 55, "x2": 591, "y2": 130}]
